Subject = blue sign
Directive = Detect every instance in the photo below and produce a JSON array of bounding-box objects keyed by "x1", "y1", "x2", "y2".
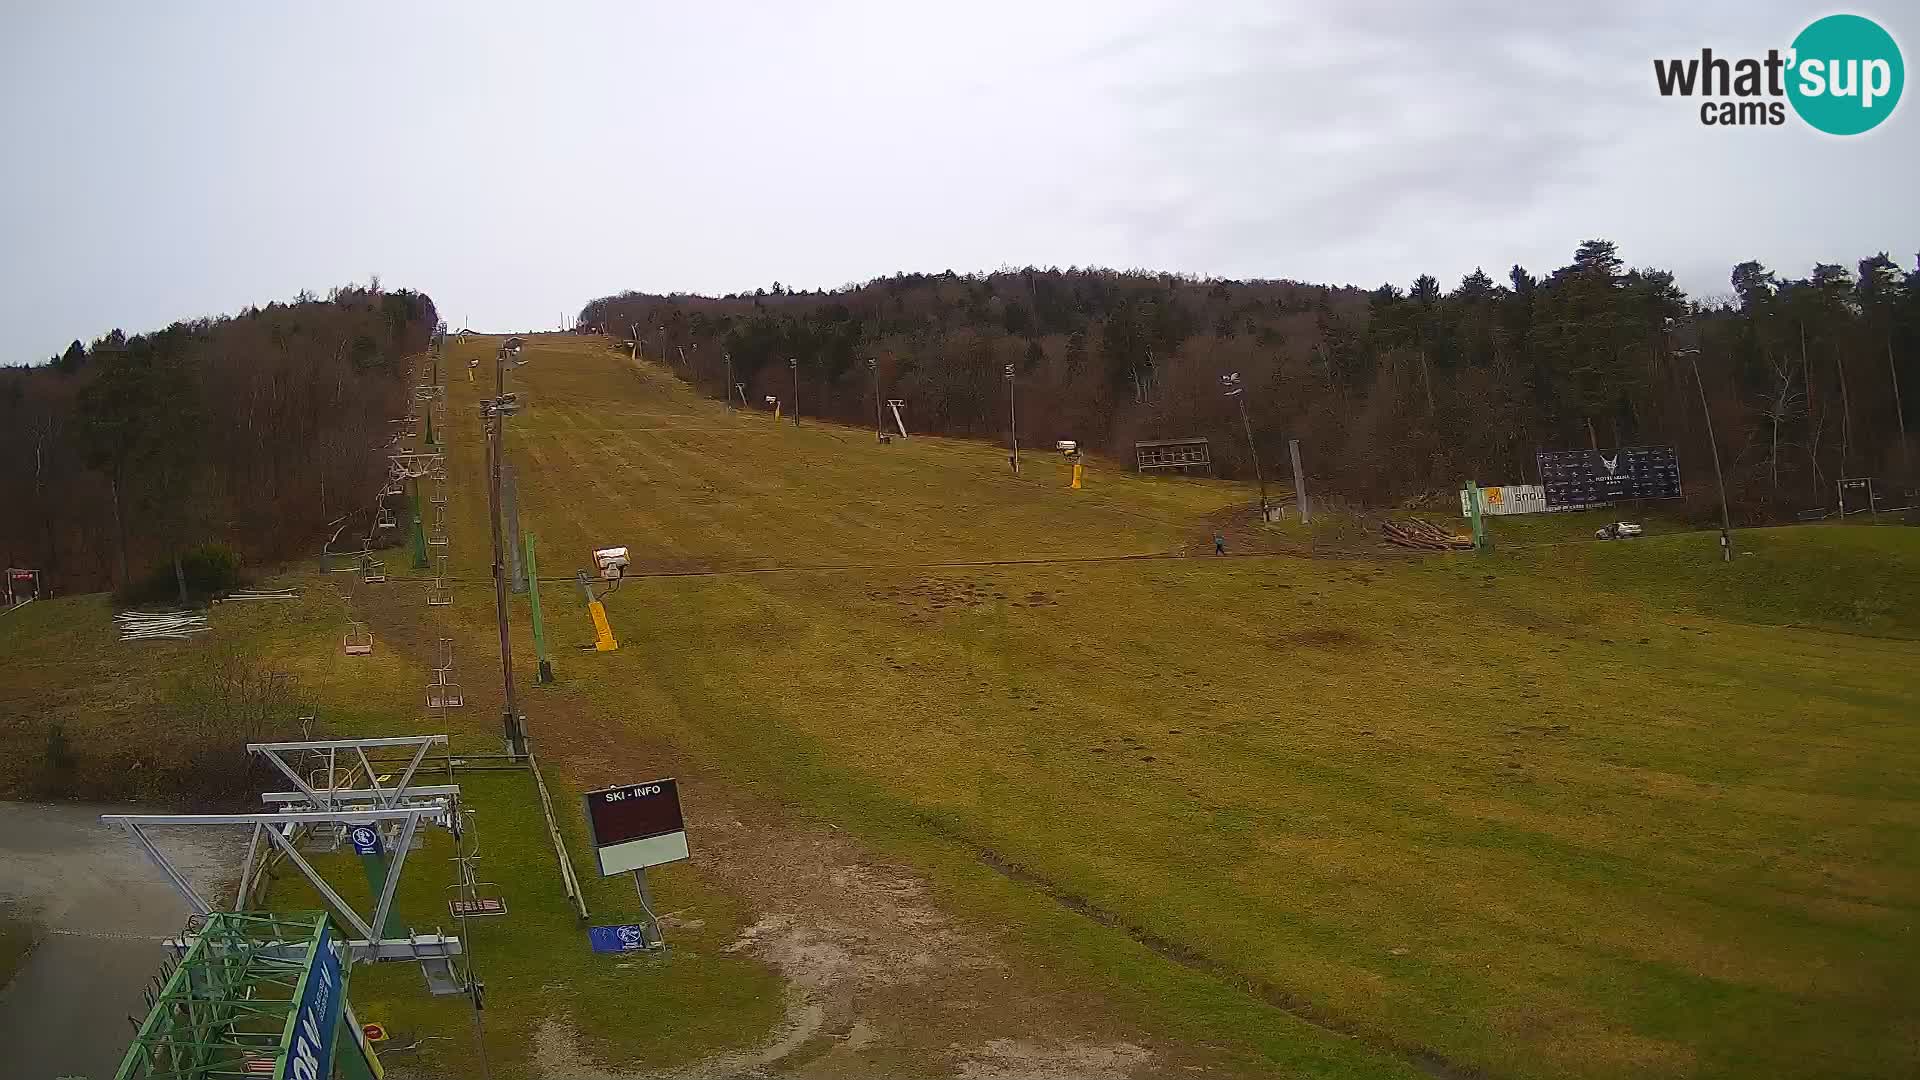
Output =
[
  {"x1": 589, "y1": 923, "x2": 652, "y2": 954},
  {"x1": 348, "y1": 825, "x2": 382, "y2": 856},
  {"x1": 279, "y1": 924, "x2": 345, "y2": 1080}
]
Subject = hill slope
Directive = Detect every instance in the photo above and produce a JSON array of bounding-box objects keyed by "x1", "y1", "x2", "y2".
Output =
[
  {"x1": 9, "y1": 333, "x2": 1915, "y2": 1080},
  {"x1": 438, "y1": 335, "x2": 1920, "y2": 1080}
]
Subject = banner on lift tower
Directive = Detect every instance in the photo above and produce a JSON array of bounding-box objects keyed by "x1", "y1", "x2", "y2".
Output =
[
  {"x1": 277, "y1": 925, "x2": 345, "y2": 1080},
  {"x1": 583, "y1": 779, "x2": 689, "y2": 876}
]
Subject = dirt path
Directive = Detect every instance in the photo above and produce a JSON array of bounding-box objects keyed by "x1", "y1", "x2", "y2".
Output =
[{"x1": 541, "y1": 731, "x2": 1235, "y2": 1080}]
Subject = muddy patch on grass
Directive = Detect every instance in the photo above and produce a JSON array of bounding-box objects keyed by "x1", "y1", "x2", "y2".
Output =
[
  {"x1": 953, "y1": 1038, "x2": 1154, "y2": 1080},
  {"x1": 535, "y1": 731, "x2": 1228, "y2": 1080}
]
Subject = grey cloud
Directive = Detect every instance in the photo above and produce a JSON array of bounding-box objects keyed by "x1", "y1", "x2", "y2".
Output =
[{"x1": 0, "y1": 1, "x2": 1913, "y2": 357}]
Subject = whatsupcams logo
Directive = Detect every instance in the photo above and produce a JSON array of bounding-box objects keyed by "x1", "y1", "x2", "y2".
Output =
[{"x1": 1654, "y1": 14, "x2": 1903, "y2": 133}]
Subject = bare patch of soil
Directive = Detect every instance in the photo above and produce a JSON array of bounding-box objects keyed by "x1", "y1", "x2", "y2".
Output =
[{"x1": 519, "y1": 711, "x2": 1250, "y2": 1080}]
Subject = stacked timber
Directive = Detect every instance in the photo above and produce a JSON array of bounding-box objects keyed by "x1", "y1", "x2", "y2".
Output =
[{"x1": 1381, "y1": 518, "x2": 1474, "y2": 551}]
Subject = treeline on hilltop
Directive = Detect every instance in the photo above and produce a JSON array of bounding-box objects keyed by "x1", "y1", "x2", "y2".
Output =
[
  {"x1": 579, "y1": 241, "x2": 1919, "y2": 521},
  {"x1": 0, "y1": 284, "x2": 440, "y2": 597}
]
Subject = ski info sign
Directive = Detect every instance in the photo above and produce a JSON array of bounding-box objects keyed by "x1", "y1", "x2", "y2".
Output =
[{"x1": 583, "y1": 779, "x2": 689, "y2": 876}]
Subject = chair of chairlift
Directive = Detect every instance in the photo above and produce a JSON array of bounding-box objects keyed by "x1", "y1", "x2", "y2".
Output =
[
  {"x1": 435, "y1": 637, "x2": 455, "y2": 672},
  {"x1": 361, "y1": 558, "x2": 386, "y2": 584},
  {"x1": 344, "y1": 622, "x2": 374, "y2": 656},
  {"x1": 427, "y1": 560, "x2": 452, "y2": 606},
  {"x1": 445, "y1": 879, "x2": 508, "y2": 920},
  {"x1": 427, "y1": 681, "x2": 465, "y2": 710},
  {"x1": 376, "y1": 507, "x2": 399, "y2": 531}
]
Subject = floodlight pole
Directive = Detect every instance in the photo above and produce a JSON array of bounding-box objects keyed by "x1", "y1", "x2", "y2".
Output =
[
  {"x1": 1666, "y1": 320, "x2": 1732, "y2": 562},
  {"x1": 487, "y1": 346, "x2": 529, "y2": 758},
  {"x1": 869, "y1": 358, "x2": 882, "y2": 442},
  {"x1": 1222, "y1": 373, "x2": 1268, "y2": 517},
  {"x1": 1687, "y1": 350, "x2": 1734, "y2": 562},
  {"x1": 1237, "y1": 397, "x2": 1268, "y2": 517},
  {"x1": 724, "y1": 352, "x2": 735, "y2": 412},
  {"x1": 790, "y1": 358, "x2": 800, "y2": 427},
  {"x1": 1005, "y1": 364, "x2": 1019, "y2": 475}
]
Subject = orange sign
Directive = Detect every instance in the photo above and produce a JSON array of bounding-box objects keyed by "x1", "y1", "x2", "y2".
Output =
[{"x1": 363, "y1": 1023, "x2": 388, "y2": 1043}]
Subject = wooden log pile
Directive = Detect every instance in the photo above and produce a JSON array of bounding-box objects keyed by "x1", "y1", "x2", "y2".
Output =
[{"x1": 1381, "y1": 518, "x2": 1474, "y2": 551}]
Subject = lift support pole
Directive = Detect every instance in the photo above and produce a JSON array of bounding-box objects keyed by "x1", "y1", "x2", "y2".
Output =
[{"x1": 527, "y1": 531, "x2": 553, "y2": 684}]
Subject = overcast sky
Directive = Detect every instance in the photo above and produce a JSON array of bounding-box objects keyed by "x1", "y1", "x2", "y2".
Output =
[{"x1": 2, "y1": 2, "x2": 1914, "y2": 360}]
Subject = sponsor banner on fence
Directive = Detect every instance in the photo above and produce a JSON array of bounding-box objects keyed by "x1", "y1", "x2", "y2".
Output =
[{"x1": 1459, "y1": 484, "x2": 1548, "y2": 518}]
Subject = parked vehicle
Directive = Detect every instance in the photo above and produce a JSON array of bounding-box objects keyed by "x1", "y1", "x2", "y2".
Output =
[{"x1": 1595, "y1": 521, "x2": 1644, "y2": 540}]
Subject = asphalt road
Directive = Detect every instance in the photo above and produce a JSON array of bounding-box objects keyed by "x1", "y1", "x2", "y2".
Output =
[{"x1": 0, "y1": 801, "x2": 239, "y2": 1080}]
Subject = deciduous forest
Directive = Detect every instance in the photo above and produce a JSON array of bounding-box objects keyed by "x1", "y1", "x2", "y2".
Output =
[
  {"x1": 582, "y1": 241, "x2": 1917, "y2": 521},
  {"x1": 0, "y1": 285, "x2": 439, "y2": 595}
]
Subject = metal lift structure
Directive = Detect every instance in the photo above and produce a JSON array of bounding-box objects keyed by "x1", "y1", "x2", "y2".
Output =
[{"x1": 111, "y1": 910, "x2": 382, "y2": 1080}]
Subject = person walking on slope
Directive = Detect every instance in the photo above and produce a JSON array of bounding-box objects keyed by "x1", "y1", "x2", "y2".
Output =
[{"x1": 1214, "y1": 533, "x2": 1226, "y2": 555}]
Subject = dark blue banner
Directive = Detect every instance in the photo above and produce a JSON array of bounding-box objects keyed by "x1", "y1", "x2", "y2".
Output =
[
  {"x1": 348, "y1": 824, "x2": 383, "y2": 856},
  {"x1": 279, "y1": 924, "x2": 345, "y2": 1080},
  {"x1": 588, "y1": 924, "x2": 652, "y2": 953}
]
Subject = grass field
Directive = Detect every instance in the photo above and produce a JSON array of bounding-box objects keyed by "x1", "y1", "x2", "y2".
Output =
[
  {"x1": 4, "y1": 332, "x2": 1916, "y2": 1079},
  {"x1": 429, "y1": 334, "x2": 1920, "y2": 1080},
  {"x1": 0, "y1": 568, "x2": 785, "y2": 1078}
]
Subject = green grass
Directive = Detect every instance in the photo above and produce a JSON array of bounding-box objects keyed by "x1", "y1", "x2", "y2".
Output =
[
  {"x1": 257, "y1": 766, "x2": 782, "y2": 1078},
  {"x1": 8, "y1": 333, "x2": 1917, "y2": 1080},
  {"x1": 424, "y1": 334, "x2": 1920, "y2": 1080},
  {"x1": 1473, "y1": 508, "x2": 1920, "y2": 637}
]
